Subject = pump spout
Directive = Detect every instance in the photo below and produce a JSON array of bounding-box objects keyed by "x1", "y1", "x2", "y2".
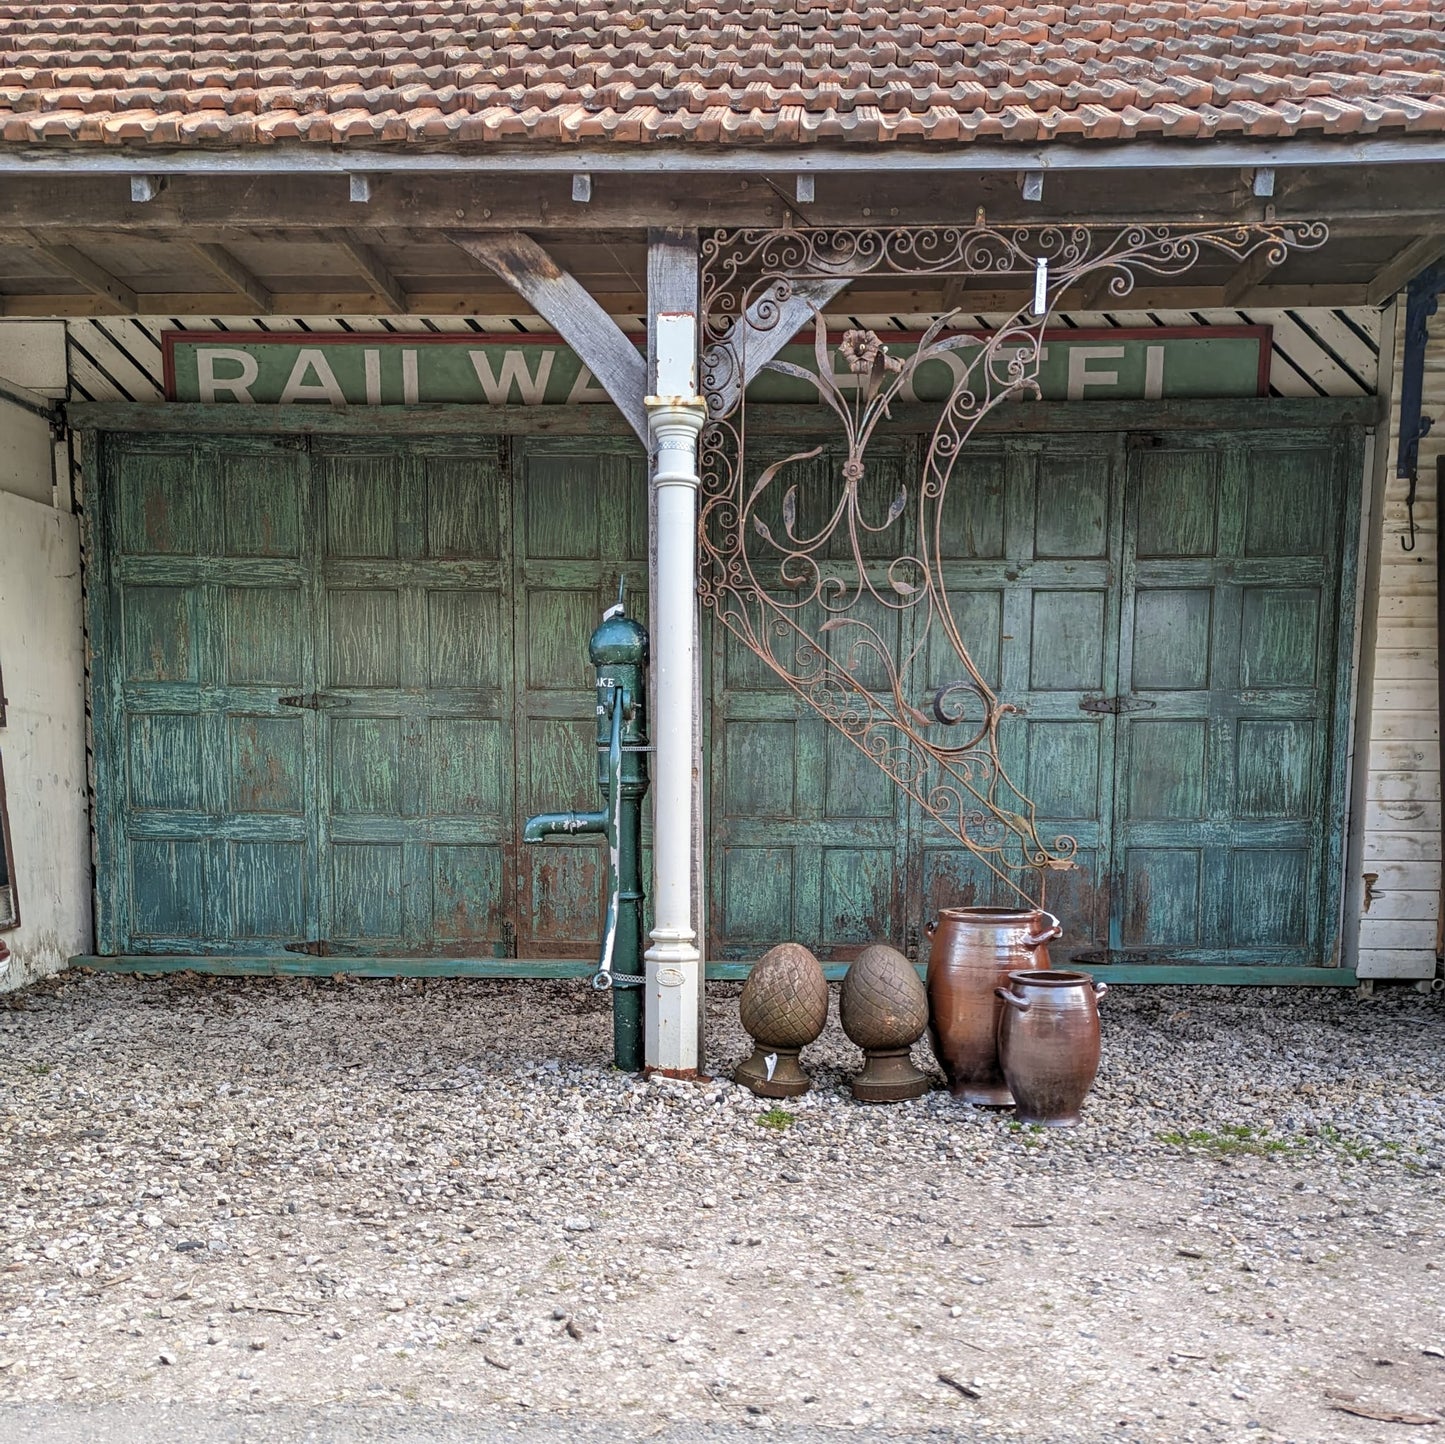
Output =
[{"x1": 522, "y1": 808, "x2": 608, "y2": 844}]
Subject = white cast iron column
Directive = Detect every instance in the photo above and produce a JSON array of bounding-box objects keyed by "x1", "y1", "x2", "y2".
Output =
[{"x1": 644, "y1": 315, "x2": 706, "y2": 1072}]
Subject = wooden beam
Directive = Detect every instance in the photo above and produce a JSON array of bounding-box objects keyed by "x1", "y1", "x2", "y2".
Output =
[
  {"x1": 20, "y1": 233, "x2": 135, "y2": 312},
  {"x1": 186, "y1": 242, "x2": 272, "y2": 312},
  {"x1": 939, "y1": 275, "x2": 969, "y2": 313},
  {"x1": 326, "y1": 230, "x2": 408, "y2": 312},
  {"x1": 450, "y1": 231, "x2": 648, "y2": 442},
  {"x1": 647, "y1": 226, "x2": 699, "y2": 393},
  {"x1": 708, "y1": 275, "x2": 853, "y2": 414},
  {"x1": 1071, "y1": 268, "x2": 1121, "y2": 311},
  {"x1": 0, "y1": 280, "x2": 1379, "y2": 322},
  {"x1": 0, "y1": 167, "x2": 1439, "y2": 236},
  {"x1": 1220, "y1": 246, "x2": 1282, "y2": 306},
  {"x1": 65, "y1": 394, "x2": 1381, "y2": 439},
  {"x1": 1366, "y1": 234, "x2": 1445, "y2": 306}
]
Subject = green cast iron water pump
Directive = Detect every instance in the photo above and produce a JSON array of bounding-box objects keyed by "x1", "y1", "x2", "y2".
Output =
[{"x1": 522, "y1": 591, "x2": 649, "y2": 1071}]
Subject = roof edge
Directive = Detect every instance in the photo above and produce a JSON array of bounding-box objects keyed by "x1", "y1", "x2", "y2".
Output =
[{"x1": 2, "y1": 135, "x2": 1445, "y2": 176}]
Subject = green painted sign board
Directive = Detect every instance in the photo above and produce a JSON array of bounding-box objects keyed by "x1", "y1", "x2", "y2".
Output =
[{"x1": 164, "y1": 327, "x2": 1270, "y2": 406}]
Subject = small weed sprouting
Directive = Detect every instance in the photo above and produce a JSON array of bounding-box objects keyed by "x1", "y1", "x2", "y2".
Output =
[
  {"x1": 1310, "y1": 1124, "x2": 1376, "y2": 1162},
  {"x1": 1157, "y1": 1124, "x2": 1294, "y2": 1157},
  {"x1": 756, "y1": 1107, "x2": 795, "y2": 1131}
]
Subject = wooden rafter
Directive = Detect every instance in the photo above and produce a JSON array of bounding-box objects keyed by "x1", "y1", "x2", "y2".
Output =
[
  {"x1": 1071, "y1": 269, "x2": 1118, "y2": 311},
  {"x1": 1366, "y1": 234, "x2": 1445, "y2": 306},
  {"x1": 19, "y1": 232, "x2": 135, "y2": 312},
  {"x1": 326, "y1": 229, "x2": 408, "y2": 312},
  {"x1": 1221, "y1": 246, "x2": 1283, "y2": 307},
  {"x1": 186, "y1": 242, "x2": 272, "y2": 312}
]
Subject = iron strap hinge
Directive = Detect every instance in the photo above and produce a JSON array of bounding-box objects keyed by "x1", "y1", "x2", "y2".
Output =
[
  {"x1": 1078, "y1": 695, "x2": 1157, "y2": 715},
  {"x1": 278, "y1": 693, "x2": 351, "y2": 711}
]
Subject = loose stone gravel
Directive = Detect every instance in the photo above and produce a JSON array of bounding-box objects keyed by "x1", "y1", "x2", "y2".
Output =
[{"x1": 1, "y1": 970, "x2": 1442, "y2": 1444}]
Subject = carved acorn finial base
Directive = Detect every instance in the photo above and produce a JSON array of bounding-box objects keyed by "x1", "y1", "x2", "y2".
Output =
[
  {"x1": 851, "y1": 1047, "x2": 931, "y2": 1103},
  {"x1": 734, "y1": 1044, "x2": 811, "y2": 1098}
]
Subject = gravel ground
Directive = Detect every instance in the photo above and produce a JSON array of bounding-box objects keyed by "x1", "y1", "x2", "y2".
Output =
[{"x1": 0, "y1": 970, "x2": 1443, "y2": 1444}]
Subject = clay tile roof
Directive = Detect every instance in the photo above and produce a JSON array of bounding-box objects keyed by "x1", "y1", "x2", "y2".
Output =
[{"x1": 0, "y1": 1, "x2": 1439, "y2": 149}]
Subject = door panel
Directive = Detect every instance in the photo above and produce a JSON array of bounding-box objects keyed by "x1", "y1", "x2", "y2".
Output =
[
  {"x1": 707, "y1": 441, "x2": 915, "y2": 961},
  {"x1": 914, "y1": 438, "x2": 1118, "y2": 955},
  {"x1": 512, "y1": 439, "x2": 649, "y2": 957},
  {"x1": 312, "y1": 439, "x2": 513, "y2": 956},
  {"x1": 104, "y1": 436, "x2": 316, "y2": 954},
  {"x1": 1110, "y1": 434, "x2": 1347, "y2": 965}
]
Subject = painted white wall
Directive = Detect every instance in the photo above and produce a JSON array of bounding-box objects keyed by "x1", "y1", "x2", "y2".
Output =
[
  {"x1": 1349, "y1": 306, "x2": 1442, "y2": 980},
  {"x1": 0, "y1": 490, "x2": 91, "y2": 988}
]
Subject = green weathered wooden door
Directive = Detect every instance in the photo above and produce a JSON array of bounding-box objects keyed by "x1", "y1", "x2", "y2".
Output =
[
  {"x1": 310, "y1": 438, "x2": 514, "y2": 955},
  {"x1": 93, "y1": 431, "x2": 644, "y2": 962},
  {"x1": 707, "y1": 424, "x2": 1357, "y2": 970},
  {"x1": 1106, "y1": 430, "x2": 1356, "y2": 966},
  {"x1": 512, "y1": 439, "x2": 649, "y2": 958},
  {"x1": 93, "y1": 434, "x2": 317, "y2": 954}
]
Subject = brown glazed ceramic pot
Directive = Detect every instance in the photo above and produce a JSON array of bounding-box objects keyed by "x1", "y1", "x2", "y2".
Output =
[
  {"x1": 995, "y1": 969, "x2": 1107, "y2": 1127},
  {"x1": 735, "y1": 942, "x2": 829, "y2": 1098},
  {"x1": 839, "y1": 944, "x2": 931, "y2": 1103},
  {"x1": 925, "y1": 906, "x2": 1061, "y2": 1105}
]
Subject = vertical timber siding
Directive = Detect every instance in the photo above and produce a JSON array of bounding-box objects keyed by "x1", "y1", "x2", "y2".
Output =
[{"x1": 1353, "y1": 307, "x2": 1442, "y2": 980}]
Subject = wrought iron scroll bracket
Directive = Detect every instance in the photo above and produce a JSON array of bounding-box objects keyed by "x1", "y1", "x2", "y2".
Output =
[{"x1": 698, "y1": 221, "x2": 1329, "y2": 905}]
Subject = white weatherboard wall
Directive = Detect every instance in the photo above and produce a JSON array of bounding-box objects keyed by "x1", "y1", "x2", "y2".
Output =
[
  {"x1": 0, "y1": 495, "x2": 91, "y2": 987},
  {"x1": 0, "y1": 321, "x2": 90, "y2": 989},
  {"x1": 1351, "y1": 308, "x2": 1443, "y2": 980}
]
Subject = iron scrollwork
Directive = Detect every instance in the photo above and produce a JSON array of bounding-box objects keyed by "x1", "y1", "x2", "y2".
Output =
[{"x1": 698, "y1": 221, "x2": 1327, "y2": 905}]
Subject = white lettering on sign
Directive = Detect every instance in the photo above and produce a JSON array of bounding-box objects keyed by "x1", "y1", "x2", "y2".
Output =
[
  {"x1": 468, "y1": 349, "x2": 555, "y2": 405},
  {"x1": 196, "y1": 348, "x2": 259, "y2": 404},
  {"x1": 364, "y1": 349, "x2": 382, "y2": 406},
  {"x1": 567, "y1": 364, "x2": 610, "y2": 405},
  {"x1": 279, "y1": 349, "x2": 346, "y2": 405},
  {"x1": 1144, "y1": 344, "x2": 1166, "y2": 400},
  {"x1": 402, "y1": 349, "x2": 419, "y2": 405},
  {"x1": 1066, "y1": 345, "x2": 1126, "y2": 400}
]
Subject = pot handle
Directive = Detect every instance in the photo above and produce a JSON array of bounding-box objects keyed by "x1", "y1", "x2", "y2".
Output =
[
  {"x1": 1022, "y1": 911, "x2": 1062, "y2": 950},
  {"x1": 995, "y1": 987, "x2": 1031, "y2": 1012},
  {"x1": 1092, "y1": 980, "x2": 1109, "y2": 1001},
  {"x1": 925, "y1": 919, "x2": 937, "y2": 938}
]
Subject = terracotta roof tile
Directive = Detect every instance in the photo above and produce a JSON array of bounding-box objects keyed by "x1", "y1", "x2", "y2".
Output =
[{"x1": 0, "y1": 2, "x2": 1439, "y2": 148}]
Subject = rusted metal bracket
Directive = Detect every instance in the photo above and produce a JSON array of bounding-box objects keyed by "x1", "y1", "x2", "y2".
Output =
[
  {"x1": 1078, "y1": 695, "x2": 1158, "y2": 715},
  {"x1": 278, "y1": 693, "x2": 349, "y2": 711}
]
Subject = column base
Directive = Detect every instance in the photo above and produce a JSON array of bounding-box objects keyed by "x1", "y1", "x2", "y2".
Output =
[{"x1": 644, "y1": 930, "x2": 702, "y2": 1074}]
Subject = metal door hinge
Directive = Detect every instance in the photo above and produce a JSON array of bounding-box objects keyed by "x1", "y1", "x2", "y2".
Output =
[
  {"x1": 906, "y1": 925, "x2": 920, "y2": 962},
  {"x1": 499, "y1": 920, "x2": 517, "y2": 958},
  {"x1": 1078, "y1": 695, "x2": 1158, "y2": 715},
  {"x1": 278, "y1": 693, "x2": 350, "y2": 711}
]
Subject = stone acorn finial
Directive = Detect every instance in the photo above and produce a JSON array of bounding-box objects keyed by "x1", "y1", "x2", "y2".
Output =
[
  {"x1": 734, "y1": 942, "x2": 829, "y2": 1097},
  {"x1": 840, "y1": 943, "x2": 931, "y2": 1102}
]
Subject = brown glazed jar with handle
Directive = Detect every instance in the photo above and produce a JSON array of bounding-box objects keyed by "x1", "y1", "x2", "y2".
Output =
[
  {"x1": 995, "y1": 969, "x2": 1108, "y2": 1126},
  {"x1": 925, "y1": 906, "x2": 1061, "y2": 1105}
]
